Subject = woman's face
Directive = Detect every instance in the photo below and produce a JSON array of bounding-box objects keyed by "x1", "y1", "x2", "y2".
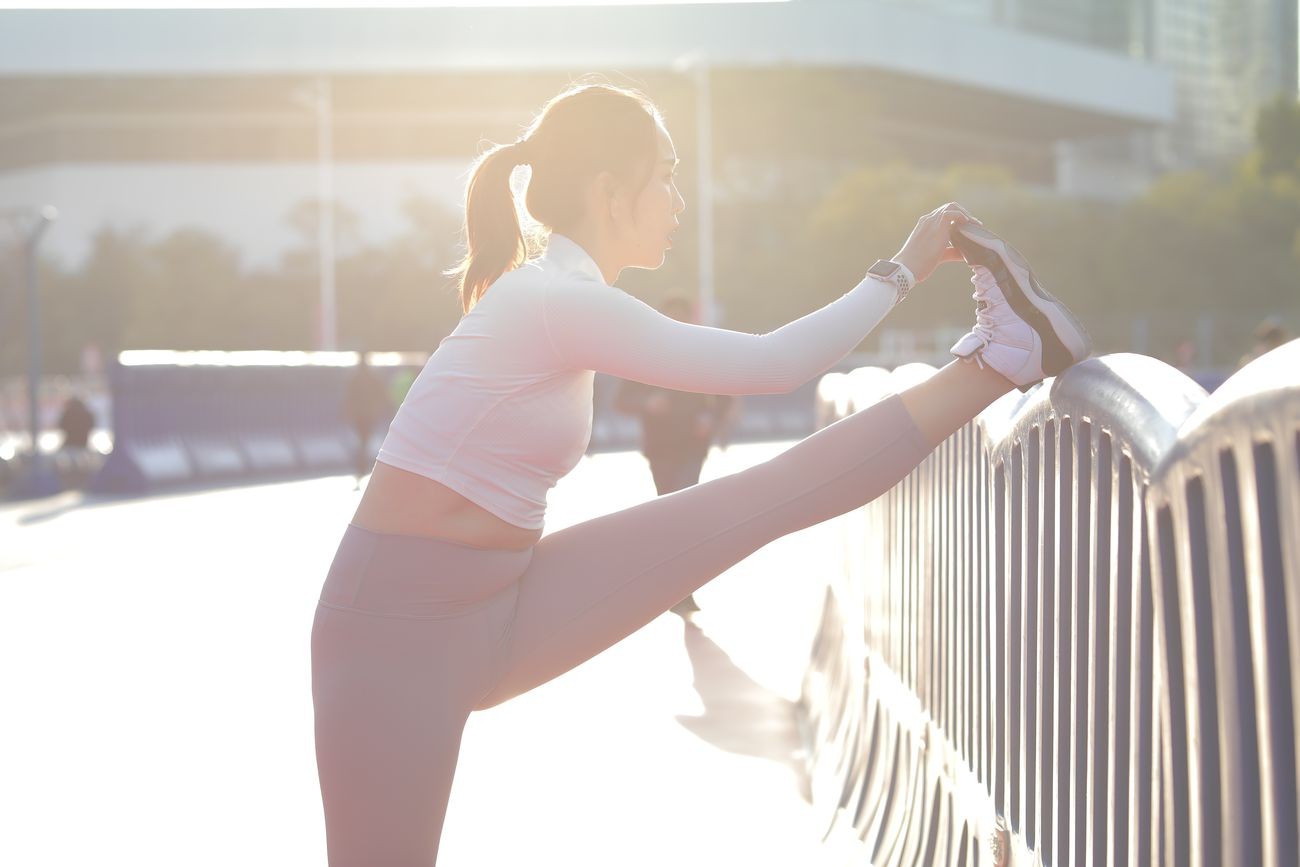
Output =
[{"x1": 617, "y1": 122, "x2": 686, "y2": 270}]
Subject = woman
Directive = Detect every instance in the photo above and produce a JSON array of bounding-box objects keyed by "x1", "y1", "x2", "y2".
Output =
[{"x1": 310, "y1": 82, "x2": 1090, "y2": 865}]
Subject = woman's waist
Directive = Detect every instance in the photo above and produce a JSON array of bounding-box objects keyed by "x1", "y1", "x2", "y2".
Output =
[{"x1": 354, "y1": 459, "x2": 543, "y2": 551}]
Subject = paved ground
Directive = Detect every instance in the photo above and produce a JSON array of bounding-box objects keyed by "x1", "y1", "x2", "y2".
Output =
[{"x1": 1, "y1": 441, "x2": 854, "y2": 866}]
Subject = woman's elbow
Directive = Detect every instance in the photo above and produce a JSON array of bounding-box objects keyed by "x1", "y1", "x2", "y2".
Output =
[
  {"x1": 765, "y1": 372, "x2": 804, "y2": 395},
  {"x1": 776, "y1": 359, "x2": 813, "y2": 394},
  {"x1": 783, "y1": 375, "x2": 809, "y2": 395},
  {"x1": 759, "y1": 350, "x2": 806, "y2": 395}
]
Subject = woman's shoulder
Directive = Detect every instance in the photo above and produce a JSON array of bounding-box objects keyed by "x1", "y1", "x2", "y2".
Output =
[
  {"x1": 495, "y1": 260, "x2": 547, "y2": 291},
  {"x1": 471, "y1": 263, "x2": 547, "y2": 312},
  {"x1": 542, "y1": 271, "x2": 643, "y2": 313},
  {"x1": 479, "y1": 262, "x2": 641, "y2": 328}
]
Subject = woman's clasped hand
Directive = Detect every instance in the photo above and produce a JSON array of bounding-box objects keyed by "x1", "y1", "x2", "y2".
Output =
[{"x1": 893, "y1": 202, "x2": 983, "y2": 285}]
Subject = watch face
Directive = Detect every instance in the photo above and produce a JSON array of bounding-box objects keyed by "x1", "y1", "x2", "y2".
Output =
[{"x1": 868, "y1": 260, "x2": 900, "y2": 279}]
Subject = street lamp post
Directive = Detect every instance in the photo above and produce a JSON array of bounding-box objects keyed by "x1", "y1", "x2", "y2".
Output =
[
  {"x1": 315, "y1": 76, "x2": 337, "y2": 352},
  {"x1": 673, "y1": 53, "x2": 717, "y2": 327},
  {"x1": 14, "y1": 205, "x2": 61, "y2": 499},
  {"x1": 293, "y1": 75, "x2": 337, "y2": 352}
]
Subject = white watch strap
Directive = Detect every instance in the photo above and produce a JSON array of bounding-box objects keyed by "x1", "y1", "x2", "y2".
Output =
[
  {"x1": 892, "y1": 261, "x2": 916, "y2": 294},
  {"x1": 867, "y1": 260, "x2": 914, "y2": 304}
]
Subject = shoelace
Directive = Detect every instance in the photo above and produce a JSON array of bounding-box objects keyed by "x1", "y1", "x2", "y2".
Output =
[{"x1": 966, "y1": 266, "x2": 1018, "y2": 370}]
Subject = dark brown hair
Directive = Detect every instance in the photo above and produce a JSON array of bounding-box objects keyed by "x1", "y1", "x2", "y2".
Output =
[{"x1": 445, "y1": 81, "x2": 663, "y2": 314}]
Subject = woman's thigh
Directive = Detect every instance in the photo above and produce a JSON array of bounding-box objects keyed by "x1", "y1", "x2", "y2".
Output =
[{"x1": 476, "y1": 392, "x2": 931, "y2": 709}]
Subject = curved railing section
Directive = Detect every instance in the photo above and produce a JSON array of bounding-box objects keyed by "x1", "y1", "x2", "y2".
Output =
[{"x1": 800, "y1": 342, "x2": 1299, "y2": 867}]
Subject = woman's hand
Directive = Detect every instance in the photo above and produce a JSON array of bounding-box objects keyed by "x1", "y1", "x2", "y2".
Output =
[{"x1": 893, "y1": 202, "x2": 982, "y2": 285}]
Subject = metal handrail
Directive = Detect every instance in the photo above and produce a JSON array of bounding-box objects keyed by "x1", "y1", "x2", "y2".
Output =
[{"x1": 800, "y1": 341, "x2": 1299, "y2": 866}]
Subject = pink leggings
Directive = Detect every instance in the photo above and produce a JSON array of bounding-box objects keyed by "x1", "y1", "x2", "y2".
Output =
[{"x1": 310, "y1": 392, "x2": 932, "y2": 865}]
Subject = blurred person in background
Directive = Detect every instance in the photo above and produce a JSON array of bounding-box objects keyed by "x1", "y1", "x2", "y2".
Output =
[
  {"x1": 341, "y1": 351, "x2": 393, "y2": 490},
  {"x1": 1237, "y1": 316, "x2": 1292, "y2": 369},
  {"x1": 1172, "y1": 337, "x2": 1197, "y2": 374},
  {"x1": 615, "y1": 292, "x2": 738, "y2": 616},
  {"x1": 311, "y1": 80, "x2": 1092, "y2": 865},
  {"x1": 54, "y1": 391, "x2": 96, "y2": 488}
]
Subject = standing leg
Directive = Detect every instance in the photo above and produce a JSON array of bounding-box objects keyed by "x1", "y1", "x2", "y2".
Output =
[
  {"x1": 648, "y1": 454, "x2": 682, "y2": 497},
  {"x1": 476, "y1": 361, "x2": 1010, "y2": 710},
  {"x1": 311, "y1": 528, "x2": 528, "y2": 866},
  {"x1": 312, "y1": 605, "x2": 474, "y2": 866},
  {"x1": 650, "y1": 452, "x2": 706, "y2": 496}
]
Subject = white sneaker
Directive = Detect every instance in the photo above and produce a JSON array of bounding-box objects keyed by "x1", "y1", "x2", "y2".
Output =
[{"x1": 947, "y1": 224, "x2": 1092, "y2": 391}]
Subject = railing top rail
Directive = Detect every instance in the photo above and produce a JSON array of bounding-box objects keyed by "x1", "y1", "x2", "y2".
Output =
[
  {"x1": 976, "y1": 353, "x2": 1208, "y2": 475},
  {"x1": 1169, "y1": 335, "x2": 1299, "y2": 438},
  {"x1": 1143, "y1": 338, "x2": 1300, "y2": 496}
]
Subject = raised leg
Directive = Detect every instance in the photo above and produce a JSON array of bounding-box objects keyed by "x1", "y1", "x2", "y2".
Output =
[{"x1": 475, "y1": 363, "x2": 1011, "y2": 710}]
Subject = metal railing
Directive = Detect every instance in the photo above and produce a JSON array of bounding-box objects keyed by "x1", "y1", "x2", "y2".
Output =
[{"x1": 800, "y1": 341, "x2": 1300, "y2": 866}]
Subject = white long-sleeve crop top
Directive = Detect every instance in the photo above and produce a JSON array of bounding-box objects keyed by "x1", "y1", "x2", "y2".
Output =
[{"x1": 374, "y1": 232, "x2": 900, "y2": 530}]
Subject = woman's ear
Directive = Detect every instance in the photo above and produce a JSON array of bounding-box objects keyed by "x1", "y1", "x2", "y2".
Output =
[{"x1": 589, "y1": 170, "x2": 614, "y2": 219}]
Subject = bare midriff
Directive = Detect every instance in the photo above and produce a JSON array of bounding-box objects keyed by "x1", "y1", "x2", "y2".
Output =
[{"x1": 349, "y1": 460, "x2": 543, "y2": 552}]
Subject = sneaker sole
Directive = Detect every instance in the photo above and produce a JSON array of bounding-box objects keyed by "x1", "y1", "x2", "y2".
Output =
[{"x1": 950, "y1": 224, "x2": 1092, "y2": 377}]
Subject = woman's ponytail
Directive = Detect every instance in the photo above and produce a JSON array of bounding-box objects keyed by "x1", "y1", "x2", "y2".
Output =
[
  {"x1": 444, "y1": 81, "x2": 662, "y2": 316},
  {"x1": 446, "y1": 141, "x2": 535, "y2": 315}
]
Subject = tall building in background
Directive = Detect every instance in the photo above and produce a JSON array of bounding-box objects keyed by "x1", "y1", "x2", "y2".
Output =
[
  {"x1": 1141, "y1": 0, "x2": 1297, "y2": 167},
  {"x1": 1210, "y1": 0, "x2": 1300, "y2": 157},
  {"x1": 999, "y1": 0, "x2": 1138, "y2": 54},
  {"x1": 1142, "y1": 0, "x2": 1223, "y2": 165},
  {"x1": 897, "y1": 0, "x2": 1299, "y2": 169},
  {"x1": 886, "y1": 0, "x2": 1161, "y2": 192}
]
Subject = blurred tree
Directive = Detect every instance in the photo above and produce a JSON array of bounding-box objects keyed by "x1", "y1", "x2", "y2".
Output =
[
  {"x1": 792, "y1": 100, "x2": 1299, "y2": 367},
  {"x1": 38, "y1": 226, "x2": 150, "y2": 374},
  {"x1": 333, "y1": 194, "x2": 464, "y2": 352},
  {"x1": 130, "y1": 228, "x2": 245, "y2": 349},
  {"x1": 1255, "y1": 94, "x2": 1300, "y2": 178},
  {"x1": 283, "y1": 196, "x2": 363, "y2": 256}
]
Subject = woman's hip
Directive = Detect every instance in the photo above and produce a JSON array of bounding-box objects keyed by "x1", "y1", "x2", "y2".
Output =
[{"x1": 317, "y1": 522, "x2": 533, "y2": 620}]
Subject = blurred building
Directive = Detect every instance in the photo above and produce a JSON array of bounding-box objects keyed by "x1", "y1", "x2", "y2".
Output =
[
  {"x1": 901, "y1": 0, "x2": 1300, "y2": 169},
  {"x1": 0, "y1": 1, "x2": 1176, "y2": 275},
  {"x1": 903, "y1": 0, "x2": 1139, "y2": 53},
  {"x1": 1131, "y1": 0, "x2": 1297, "y2": 167}
]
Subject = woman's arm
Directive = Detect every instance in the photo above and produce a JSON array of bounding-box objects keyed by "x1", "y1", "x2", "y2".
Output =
[{"x1": 541, "y1": 274, "x2": 898, "y2": 395}]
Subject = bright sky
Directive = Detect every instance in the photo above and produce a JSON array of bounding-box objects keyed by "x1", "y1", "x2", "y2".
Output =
[{"x1": 2, "y1": 0, "x2": 783, "y2": 8}]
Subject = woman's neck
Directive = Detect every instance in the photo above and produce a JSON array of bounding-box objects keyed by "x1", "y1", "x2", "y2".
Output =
[{"x1": 554, "y1": 224, "x2": 623, "y2": 286}]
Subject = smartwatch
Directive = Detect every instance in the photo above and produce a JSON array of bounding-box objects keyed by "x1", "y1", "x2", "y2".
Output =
[{"x1": 866, "y1": 259, "x2": 914, "y2": 303}]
